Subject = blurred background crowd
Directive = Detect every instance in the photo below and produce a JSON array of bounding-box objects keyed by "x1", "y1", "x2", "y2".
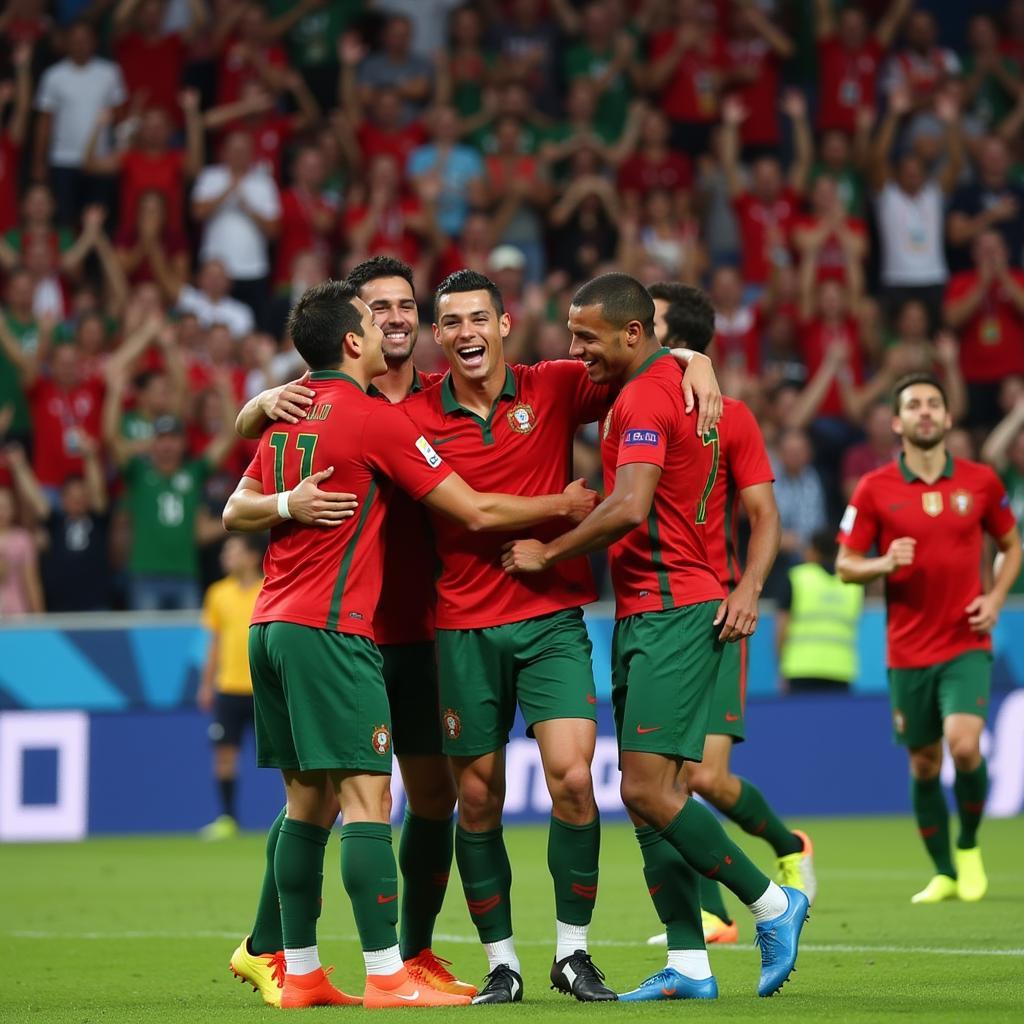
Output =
[{"x1": 1, "y1": 0, "x2": 1024, "y2": 614}]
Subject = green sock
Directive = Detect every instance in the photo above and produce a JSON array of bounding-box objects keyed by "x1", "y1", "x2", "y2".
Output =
[
  {"x1": 397, "y1": 811, "x2": 454, "y2": 959},
  {"x1": 455, "y1": 825, "x2": 513, "y2": 943},
  {"x1": 340, "y1": 822, "x2": 399, "y2": 952},
  {"x1": 250, "y1": 807, "x2": 287, "y2": 954},
  {"x1": 635, "y1": 826, "x2": 704, "y2": 950},
  {"x1": 729, "y1": 778, "x2": 803, "y2": 857},
  {"x1": 699, "y1": 874, "x2": 733, "y2": 925},
  {"x1": 547, "y1": 815, "x2": 600, "y2": 925},
  {"x1": 953, "y1": 760, "x2": 988, "y2": 850},
  {"x1": 661, "y1": 799, "x2": 770, "y2": 905},
  {"x1": 274, "y1": 817, "x2": 330, "y2": 949},
  {"x1": 911, "y1": 776, "x2": 955, "y2": 877}
]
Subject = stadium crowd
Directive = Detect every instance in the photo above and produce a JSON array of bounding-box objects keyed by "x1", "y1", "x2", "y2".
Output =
[{"x1": 1, "y1": 0, "x2": 1024, "y2": 614}]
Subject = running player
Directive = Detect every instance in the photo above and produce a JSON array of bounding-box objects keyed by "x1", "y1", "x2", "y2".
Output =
[
  {"x1": 503, "y1": 273, "x2": 808, "y2": 1001},
  {"x1": 837, "y1": 372, "x2": 1020, "y2": 905},
  {"x1": 222, "y1": 279, "x2": 597, "y2": 1009},
  {"x1": 228, "y1": 258, "x2": 476, "y2": 1005},
  {"x1": 646, "y1": 283, "x2": 815, "y2": 949}
]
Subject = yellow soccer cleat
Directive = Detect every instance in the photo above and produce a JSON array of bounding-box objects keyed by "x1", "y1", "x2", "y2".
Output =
[
  {"x1": 910, "y1": 874, "x2": 958, "y2": 904},
  {"x1": 702, "y1": 910, "x2": 738, "y2": 944},
  {"x1": 229, "y1": 936, "x2": 286, "y2": 1006},
  {"x1": 775, "y1": 829, "x2": 817, "y2": 905},
  {"x1": 404, "y1": 949, "x2": 478, "y2": 997},
  {"x1": 954, "y1": 848, "x2": 988, "y2": 902},
  {"x1": 200, "y1": 815, "x2": 239, "y2": 841}
]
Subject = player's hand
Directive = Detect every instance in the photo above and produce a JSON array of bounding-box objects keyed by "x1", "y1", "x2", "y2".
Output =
[
  {"x1": 259, "y1": 372, "x2": 315, "y2": 424},
  {"x1": 679, "y1": 353, "x2": 722, "y2": 437},
  {"x1": 563, "y1": 477, "x2": 599, "y2": 523},
  {"x1": 501, "y1": 539, "x2": 550, "y2": 574},
  {"x1": 288, "y1": 467, "x2": 358, "y2": 527},
  {"x1": 884, "y1": 536, "x2": 916, "y2": 573},
  {"x1": 713, "y1": 579, "x2": 759, "y2": 643},
  {"x1": 966, "y1": 593, "x2": 1002, "y2": 634},
  {"x1": 197, "y1": 684, "x2": 214, "y2": 713}
]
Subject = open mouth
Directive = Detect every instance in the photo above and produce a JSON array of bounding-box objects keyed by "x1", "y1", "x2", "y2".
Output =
[
  {"x1": 456, "y1": 346, "x2": 486, "y2": 368},
  {"x1": 383, "y1": 330, "x2": 410, "y2": 346}
]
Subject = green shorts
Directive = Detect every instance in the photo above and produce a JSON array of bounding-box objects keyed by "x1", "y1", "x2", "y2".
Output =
[
  {"x1": 612, "y1": 601, "x2": 723, "y2": 762},
  {"x1": 249, "y1": 622, "x2": 392, "y2": 773},
  {"x1": 380, "y1": 641, "x2": 443, "y2": 757},
  {"x1": 888, "y1": 650, "x2": 992, "y2": 748},
  {"x1": 436, "y1": 607, "x2": 597, "y2": 757},
  {"x1": 705, "y1": 637, "x2": 747, "y2": 742}
]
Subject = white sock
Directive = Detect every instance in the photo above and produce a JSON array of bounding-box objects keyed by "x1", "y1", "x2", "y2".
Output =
[
  {"x1": 363, "y1": 944, "x2": 405, "y2": 976},
  {"x1": 284, "y1": 945, "x2": 320, "y2": 975},
  {"x1": 747, "y1": 881, "x2": 789, "y2": 923},
  {"x1": 555, "y1": 920, "x2": 589, "y2": 961},
  {"x1": 483, "y1": 937, "x2": 520, "y2": 976},
  {"x1": 666, "y1": 949, "x2": 712, "y2": 980}
]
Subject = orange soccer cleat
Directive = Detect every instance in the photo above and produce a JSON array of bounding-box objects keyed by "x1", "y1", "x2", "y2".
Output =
[
  {"x1": 404, "y1": 949, "x2": 478, "y2": 997},
  {"x1": 364, "y1": 966, "x2": 473, "y2": 1008},
  {"x1": 280, "y1": 965, "x2": 362, "y2": 1008}
]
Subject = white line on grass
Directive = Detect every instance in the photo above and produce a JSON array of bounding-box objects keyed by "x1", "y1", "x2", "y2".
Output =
[{"x1": 7, "y1": 930, "x2": 1023, "y2": 958}]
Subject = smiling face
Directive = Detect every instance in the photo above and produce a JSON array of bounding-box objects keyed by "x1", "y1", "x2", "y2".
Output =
[
  {"x1": 433, "y1": 289, "x2": 510, "y2": 384},
  {"x1": 352, "y1": 298, "x2": 387, "y2": 378},
  {"x1": 358, "y1": 275, "x2": 418, "y2": 366},
  {"x1": 567, "y1": 303, "x2": 641, "y2": 385}
]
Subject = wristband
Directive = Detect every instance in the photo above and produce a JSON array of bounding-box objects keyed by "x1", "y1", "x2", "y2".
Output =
[{"x1": 277, "y1": 490, "x2": 293, "y2": 520}]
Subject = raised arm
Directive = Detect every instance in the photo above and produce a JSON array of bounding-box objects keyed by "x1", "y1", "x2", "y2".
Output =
[
  {"x1": 876, "y1": 0, "x2": 913, "y2": 48},
  {"x1": 720, "y1": 95, "x2": 746, "y2": 198},
  {"x1": 200, "y1": 372, "x2": 242, "y2": 469},
  {"x1": 743, "y1": 2, "x2": 795, "y2": 58},
  {"x1": 180, "y1": 89, "x2": 205, "y2": 178},
  {"x1": 6, "y1": 43, "x2": 33, "y2": 147},
  {"x1": 869, "y1": 87, "x2": 910, "y2": 192},
  {"x1": 783, "y1": 90, "x2": 812, "y2": 194},
  {"x1": 2, "y1": 442, "x2": 50, "y2": 521},
  {"x1": 982, "y1": 396, "x2": 1024, "y2": 471},
  {"x1": 813, "y1": 0, "x2": 834, "y2": 40},
  {"x1": 82, "y1": 108, "x2": 123, "y2": 176},
  {"x1": 936, "y1": 92, "x2": 964, "y2": 196}
]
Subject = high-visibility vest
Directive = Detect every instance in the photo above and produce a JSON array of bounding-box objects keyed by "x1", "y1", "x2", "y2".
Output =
[{"x1": 780, "y1": 562, "x2": 863, "y2": 683}]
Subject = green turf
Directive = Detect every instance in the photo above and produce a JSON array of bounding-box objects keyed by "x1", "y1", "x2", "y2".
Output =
[{"x1": 3, "y1": 816, "x2": 1023, "y2": 1022}]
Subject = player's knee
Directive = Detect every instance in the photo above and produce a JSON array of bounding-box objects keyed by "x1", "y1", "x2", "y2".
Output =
[
  {"x1": 909, "y1": 747, "x2": 942, "y2": 780},
  {"x1": 457, "y1": 773, "x2": 503, "y2": 829},
  {"x1": 947, "y1": 734, "x2": 982, "y2": 771},
  {"x1": 548, "y1": 762, "x2": 594, "y2": 820},
  {"x1": 686, "y1": 763, "x2": 723, "y2": 802},
  {"x1": 619, "y1": 775, "x2": 656, "y2": 822}
]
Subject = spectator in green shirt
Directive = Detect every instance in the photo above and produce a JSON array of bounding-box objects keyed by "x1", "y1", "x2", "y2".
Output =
[{"x1": 982, "y1": 384, "x2": 1024, "y2": 594}]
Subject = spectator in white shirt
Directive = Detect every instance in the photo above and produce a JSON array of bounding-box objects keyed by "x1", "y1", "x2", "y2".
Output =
[
  {"x1": 176, "y1": 260, "x2": 255, "y2": 340},
  {"x1": 190, "y1": 131, "x2": 280, "y2": 328},
  {"x1": 32, "y1": 21, "x2": 126, "y2": 226}
]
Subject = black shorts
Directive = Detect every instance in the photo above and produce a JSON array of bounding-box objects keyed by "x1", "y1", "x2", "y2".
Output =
[{"x1": 209, "y1": 692, "x2": 255, "y2": 747}]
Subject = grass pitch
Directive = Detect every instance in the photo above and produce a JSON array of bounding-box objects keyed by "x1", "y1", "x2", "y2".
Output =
[{"x1": 3, "y1": 816, "x2": 1023, "y2": 1023}]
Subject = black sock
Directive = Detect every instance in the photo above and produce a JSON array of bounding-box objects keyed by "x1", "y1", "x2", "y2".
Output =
[{"x1": 219, "y1": 777, "x2": 236, "y2": 819}]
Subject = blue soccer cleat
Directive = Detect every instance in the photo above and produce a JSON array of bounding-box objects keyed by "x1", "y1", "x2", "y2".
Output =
[
  {"x1": 755, "y1": 886, "x2": 809, "y2": 997},
  {"x1": 618, "y1": 967, "x2": 718, "y2": 1002}
]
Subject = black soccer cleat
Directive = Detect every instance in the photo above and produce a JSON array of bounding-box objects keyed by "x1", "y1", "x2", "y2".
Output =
[
  {"x1": 471, "y1": 964, "x2": 524, "y2": 1005},
  {"x1": 550, "y1": 950, "x2": 618, "y2": 1002}
]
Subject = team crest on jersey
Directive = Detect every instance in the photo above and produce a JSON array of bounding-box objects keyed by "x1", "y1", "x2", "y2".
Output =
[
  {"x1": 442, "y1": 708, "x2": 462, "y2": 740},
  {"x1": 893, "y1": 710, "x2": 905, "y2": 735},
  {"x1": 951, "y1": 489, "x2": 973, "y2": 516},
  {"x1": 371, "y1": 724, "x2": 391, "y2": 755},
  {"x1": 507, "y1": 402, "x2": 536, "y2": 434},
  {"x1": 921, "y1": 492, "x2": 943, "y2": 517}
]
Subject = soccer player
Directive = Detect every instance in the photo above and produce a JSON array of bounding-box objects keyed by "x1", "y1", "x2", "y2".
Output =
[
  {"x1": 229, "y1": 257, "x2": 476, "y2": 1003},
  {"x1": 503, "y1": 273, "x2": 808, "y2": 1001},
  {"x1": 197, "y1": 533, "x2": 266, "y2": 840},
  {"x1": 837, "y1": 372, "x2": 1021, "y2": 904},
  {"x1": 222, "y1": 280, "x2": 598, "y2": 1008},
  {"x1": 646, "y1": 282, "x2": 816, "y2": 949}
]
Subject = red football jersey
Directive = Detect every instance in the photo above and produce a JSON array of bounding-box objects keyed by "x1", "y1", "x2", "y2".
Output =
[
  {"x1": 733, "y1": 188, "x2": 799, "y2": 286},
  {"x1": 401, "y1": 361, "x2": 610, "y2": 629},
  {"x1": 944, "y1": 271, "x2": 1024, "y2": 383},
  {"x1": 816, "y1": 36, "x2": 883, "y2": 134},
  {"x1": 838, "y1": 454, "x2": 1016, "y2": 668},
  {"x1": 247, "y1": 371, "x2": 452, "y2": 637},
  {"x1": 601, "y1": 349, "x2": 725, "y2": 619},
  {"x1": 27, "y1": 376, "x2": 104, "y2": 488},
  {"x1": 703, "y1": 397, "x2": 774, "y2": 588}
]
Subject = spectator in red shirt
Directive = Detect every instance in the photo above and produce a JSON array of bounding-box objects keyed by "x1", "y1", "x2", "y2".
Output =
[
  {"x1": 840, "y1": 400, "x2": 900, "y2": 500},
  {"x1": 616, "y1": 108, "x2": 692, "y2": 216},
  {"x1": 813, "y1": 0, "x2": 910, "y2": 135},
  {"x1": 0, "y1": 42, "x2": 32, "y2": 235},
  {"x1": 721, "y1": 90, "x2": 812, "y2": 291},
  {"x1": 711, "y1": 265, "x2": 763, "y2": 379},
  {"x1": 0, "y1": 184, "x2": 75, "y2": 277},
  {"x1": 84, "y1": 94, "x2": 204, "y2": 235},
  {"x1": 793, "y1": 175, "x2": 869, "y2": 287},
  {"x1": 945, "y1": 230, "x2": 1024, "y2": 428},
  {"x1": 1002, "y1": 0, "x2": 1024, "y2": 70},
  {"x1": 885, "y1": 9, "x2": 961, "y2": 110},
  {"x1": 213, "y1": 2, "x2": 289, "y2": 106},
  {"x1": 648, "y1": 0, "x2": 726, "y2": 155},
  {"x1": 115, "y1": 190, "x2": 191, "y2": 303},
  {"x1": 723, "y1": 1, "x2": 794, "y2": 154},
  {"x1": 274, "y1": 145, "x2": 337, "y2": 289},
  {"x1": 112, "y1": 0, "x2": 206, "y2": 124}
]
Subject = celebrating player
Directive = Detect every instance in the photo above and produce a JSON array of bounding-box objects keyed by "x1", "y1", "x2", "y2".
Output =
[
  {"x1": 837, "y1": 373, "x2": 1021, "y2": 904},
  {"x1": 646, "y1": 283, "x2": 815, "y2": 949},
  {"x1": 222, "y1": 279, "x2": 599, "y2": 1008},
  {"x1": 503, "y1": 273, "x2": 809, "y2": 1001}
]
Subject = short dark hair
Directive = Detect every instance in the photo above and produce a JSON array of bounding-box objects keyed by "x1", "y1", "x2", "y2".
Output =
[
  {"x1": 810, "y1": 529, "x2": 839, "y2": 565},
  {"x1": 571, "y1": 273, "x2": 655, "y2": 337},
  {"x1": 434, "y1": 268, "x2": 504, "y2": 321},
  {"x1": 347, "y1": 255, "x2": 415, "y2": 298},
  {"x1": 287, "y1": 279, "x2": 364, "y2": 371},
  {"x1": 649, "y1": 281, "x2": 715, "y2": 352},
  {"x1": 892, "y1": 372, "x2": 948, "y2": 414}
]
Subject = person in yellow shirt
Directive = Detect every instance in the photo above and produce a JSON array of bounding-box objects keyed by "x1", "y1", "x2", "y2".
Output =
[{"x1": 198, "y1": 533, "x2": 267, "y2": 839}]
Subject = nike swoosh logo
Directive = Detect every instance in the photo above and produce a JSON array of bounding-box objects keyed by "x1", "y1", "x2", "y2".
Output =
[
  {"x1": 430, "y1": 436, "x2": 467, "y2": 446},
  {"x1": 661, "y1": 987, "x2": 677, "y2": 997},
  {"x1": 586, "y1": 694, "x2": 597, "y2": 705},
  {"x1": 377, "y1": 894, "x2": 398, "y2": 904},
  {"x1": 395, "y1": 990, "x2": 420, "y2": 1001},
  {"x1": 636, "y1": 725, "x2": 662, "y2": 734},
  {"x1": 725, "y1": 712, "x2": 740, "y2": 722}
]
